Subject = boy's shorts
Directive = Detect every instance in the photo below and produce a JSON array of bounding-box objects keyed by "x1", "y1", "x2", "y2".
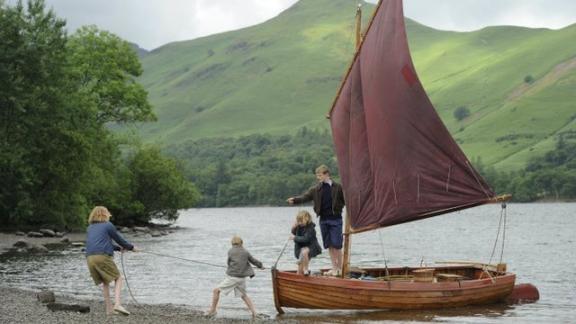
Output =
[
  {"x1": 87, "y1": 254, "x2": 120, "y2": 285},
  {"x1": 217, "y1": 276, "x2": 247, "y2": 297},
  {"x1": 320, "y1": 217, "x2": 343, "y2": 249}
]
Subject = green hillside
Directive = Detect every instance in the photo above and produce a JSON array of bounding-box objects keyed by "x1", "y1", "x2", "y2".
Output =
[{"x1": 136, "y1": 0, "x2": 576, "y2": 171}]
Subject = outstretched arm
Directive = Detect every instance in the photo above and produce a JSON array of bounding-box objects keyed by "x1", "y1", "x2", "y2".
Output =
[
  {"x1": 107, "y1": 223, "x2": 134, "y2": 251},
  {"x1": 287, "y1": 186, "x2": 314, "y2": 205},
  {"x1": 248, "y1": 253, "x2": 264, "y2": 269}
]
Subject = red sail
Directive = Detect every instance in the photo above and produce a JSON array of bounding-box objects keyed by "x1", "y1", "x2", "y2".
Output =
[{"x1": 330, "y1": 0, "x2": 494, "y2": 233}]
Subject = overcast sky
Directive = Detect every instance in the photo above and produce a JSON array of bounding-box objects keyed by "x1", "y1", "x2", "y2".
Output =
[{"x1": 19, "y1": 0, "x2": 576, "y2": 50}]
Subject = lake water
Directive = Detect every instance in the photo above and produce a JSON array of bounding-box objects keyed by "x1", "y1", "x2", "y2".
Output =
[{"x1": 1, "y1": 204, "x2": 575, "y2": 323}]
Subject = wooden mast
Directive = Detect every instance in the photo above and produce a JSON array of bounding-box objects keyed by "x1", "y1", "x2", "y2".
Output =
[{"x1": 341, "y1": 3, "x2": 363, "y2": 278}]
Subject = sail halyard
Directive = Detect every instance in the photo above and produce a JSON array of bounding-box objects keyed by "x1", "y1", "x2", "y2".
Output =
[{"x1": 329, "y1": 0, "x2": 496, "y2": 233}]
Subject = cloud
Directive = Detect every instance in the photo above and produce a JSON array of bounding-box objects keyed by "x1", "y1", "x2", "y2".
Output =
[
  {"x1": 12, "y1": 0, "x2": 576, "y2": 50},
  {"x1": 401, "y1": 0, "x2": 576, "y2": 31},
  {"x1": 34, "y1": 0, "x2": 297, "y2": 49}
]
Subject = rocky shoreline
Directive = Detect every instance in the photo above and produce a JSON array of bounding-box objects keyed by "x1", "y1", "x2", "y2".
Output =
[
  {"x1": 0, "y1": 287, "x2": 280, "y2": 323},
  {"x1": 0, "y1": 228, "x2": 290, "y2": 323},
  {"x1": 0, "y1": 224, "x2": 176, "y2": 255}
]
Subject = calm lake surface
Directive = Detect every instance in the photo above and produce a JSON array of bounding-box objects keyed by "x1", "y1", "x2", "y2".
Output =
[{"x1": 1, "y1": 203, "x2": 575, "y2": 323}]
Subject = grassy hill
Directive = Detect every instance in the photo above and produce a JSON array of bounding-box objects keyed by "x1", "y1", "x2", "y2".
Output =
[{"x1": 136, "y1": 0, "x2": 576, "y2": 171}]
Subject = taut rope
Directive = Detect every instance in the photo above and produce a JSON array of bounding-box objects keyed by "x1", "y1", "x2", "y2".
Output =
[{"x1": 273, "y1": 238, "x2": 291, "y2": 269}]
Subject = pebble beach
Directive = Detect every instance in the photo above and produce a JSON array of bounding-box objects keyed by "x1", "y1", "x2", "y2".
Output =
[
  {"x1": 0, "y1": 287, "x2": 280, "y2": 323},
  {"x1": 0, "y1": 232, "x2": 282, "y2": 323}
]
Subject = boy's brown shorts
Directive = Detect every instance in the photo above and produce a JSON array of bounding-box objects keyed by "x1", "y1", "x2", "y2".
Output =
[{"x1": 87, "y1": 254, "x2": 120, "y2": 285}]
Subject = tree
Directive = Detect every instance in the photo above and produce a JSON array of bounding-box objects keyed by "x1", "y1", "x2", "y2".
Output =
[
  {"x1": 128, "y1": 147, "x2": 200, "y2": 223},
  {"x1": 67, "y1": 25, "x2": 156, "y2": 125},
  {"x1": 0, "y1": 1, "x2": 172, "y2": 229},
  {"x1": 453, "y1": 106, "x2": 470, "y2": 121},
  {"x1": 0, "y1": 0, "x2": 91, "y2": 228}
]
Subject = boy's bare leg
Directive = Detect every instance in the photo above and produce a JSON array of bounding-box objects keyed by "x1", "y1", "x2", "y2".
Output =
[
  {"x1": 207, "y1": 288, "x2": 220, "y2": 315},
  {"x1": 335, "y1": 248, "x2": 343, "y2": 271},
  {"x1": 328, "y1": 248, "x2": 343, "y2": 274},
  {"x1": 241, "y1": 294, "x2": 257, "y2": 317},
  {"x1": 302, "y1": 248, "x2": 310, "y2": 273},
  {"x1": 114, "y1": 276, "x2": 123, "y2": 307},
  {"x1": 328, "y1": 248, "x2": 337, "y2": 272},
  {"x1": 102, "y1": 283, "x2": 113, "y2": 315}
]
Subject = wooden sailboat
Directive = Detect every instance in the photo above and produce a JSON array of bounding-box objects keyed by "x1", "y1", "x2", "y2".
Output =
[{"x1": 272, "y1": 0, "x2": 516, "y2": 313}]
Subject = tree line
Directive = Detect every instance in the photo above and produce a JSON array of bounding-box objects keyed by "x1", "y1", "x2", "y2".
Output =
[
  {"x1": 169, "y1": 129, "x2": 576, "y2": 207},
  {"x1": 477, "y1": 137, "x2": 576, "y2": 202},
  {"x1": 167, "y1": 127, "x2": 338, "y2": 207},
  {"x1": 0, "y1": 0, "x2": 198, "y2": 230}
]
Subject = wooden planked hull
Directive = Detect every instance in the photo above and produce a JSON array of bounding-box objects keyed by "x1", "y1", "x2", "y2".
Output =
[{"x1": 271, "y1": 266, "x2": 515, "y2": 313}]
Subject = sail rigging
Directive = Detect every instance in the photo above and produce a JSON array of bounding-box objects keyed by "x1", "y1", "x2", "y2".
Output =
[{"x1": 329, "y1": 0, "x2": 495, "y2": 233}]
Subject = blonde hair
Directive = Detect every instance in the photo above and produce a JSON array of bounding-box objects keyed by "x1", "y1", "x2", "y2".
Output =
[
  {"x1": 315, "y1": 164, "x2": 330, "y2": 175},
  {"x1": 88, "y1": 206, "x2": 111, "y2": 224},
  {"x1": 231, "y1": 235, "x2": 243, "y2": 246},
  {"x1": 296, "y1": 210, "x2": 312, "y2": 225}
]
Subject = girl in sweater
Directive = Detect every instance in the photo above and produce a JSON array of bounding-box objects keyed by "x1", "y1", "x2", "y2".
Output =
[{"x1": 290, "y1": 210, "x2": 322, "y2": 276}]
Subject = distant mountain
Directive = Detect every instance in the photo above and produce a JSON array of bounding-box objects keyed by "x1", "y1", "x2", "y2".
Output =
[{"x1": 135, "y1": 0, "x2": 576, "y2": 171}]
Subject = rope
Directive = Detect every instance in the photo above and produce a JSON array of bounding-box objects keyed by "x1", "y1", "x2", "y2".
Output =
[
  {"x1": 119, "y1": 249, "x2": 266, "y2": 305},
  {"x1": 141, "y1": 251, "x2": 227, "y2": 268},
  {"x1": 377, "y1": 229, "x2": 389, "y2": 276},
  {"x1": 273, "y1": 238, "x2": 291, "y2": 269},
  {"x1": 120, "y1": 251, "x2": 143, "y2": 306},
  {"x1": 488, "y1": 205, "x2": 504, "y2": 265},
  {"x1": 119, "y1": 252, "x2": 207, "y2": 319}
]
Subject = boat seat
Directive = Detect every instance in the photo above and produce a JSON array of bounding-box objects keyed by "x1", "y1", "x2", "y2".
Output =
[
  {"x1": 413, "y1": 269, "x2": 435, "y2": 282},
  {"x1": 436, "y1": 273, "x2": 465, "y2": 282}
]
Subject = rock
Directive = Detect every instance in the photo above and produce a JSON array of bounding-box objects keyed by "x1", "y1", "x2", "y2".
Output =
[
  {"x1": 54, "y1": 232, "x2": 64, "y2": 238},
  {"x1": 71, "y1": 242, "x2": 85, "y2": 247},
  {"x1": 46, "y1": 302, "x2": 90, "y2": 313},
  {"x1": 15, "y1": 231, "x2": 26, "y2": 236},
  {"x1": 39, "y1": 229, "x2": 56, "y2": 237},
  {"x1": 8, "y1": 247, "x2": 27, "y2": 253},
  {"x1": 37, "y1": 290, "x2": 56, "y2": 303},
  {"x1": 120, "y1": 227, "x2": 131, "y2": 233},
  {"x1": 60, "y1": 237, "x2": 70, "y2": 243},
  {"x1": 27, "y1": 231, "x2": 44, "y2": 238},
  {"x1": 27, "y1": 244, "x2": 49, "y2": 253},
  {"x1": 160, "y1": 231, "x2": 169, "y2": 236},
  {"x1": 134, "y1": 226, "x2": 150, "y2": 233},
  {"x1": 13, "y1": 240, "x2": 29, "y2": 248},
  {"x1": 150, "y1": 231, "x2": 162, "y2": 237}
]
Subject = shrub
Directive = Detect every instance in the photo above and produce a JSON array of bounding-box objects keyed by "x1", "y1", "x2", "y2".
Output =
[{"x1": 453, "y1": 106, "x2": 470, "y2": 121}]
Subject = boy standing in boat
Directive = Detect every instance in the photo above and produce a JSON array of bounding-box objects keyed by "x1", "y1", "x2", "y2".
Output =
[{"x1": 287, "y1": 165, "x2": 345, "y2": 276}]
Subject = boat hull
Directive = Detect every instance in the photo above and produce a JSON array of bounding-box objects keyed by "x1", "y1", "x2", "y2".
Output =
[{"x1": 271, "y1": 266, "x2": 516, "y2": 313}]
